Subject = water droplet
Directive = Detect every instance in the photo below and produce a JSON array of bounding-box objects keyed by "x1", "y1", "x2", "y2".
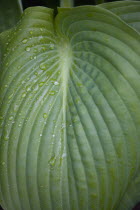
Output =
[
  {"x1": 43, "y1": 113, "x2": 47, "y2": 119},
  {"x1": 40, "y1": 63, "x2": 46, "y2": 70},
  {"x1": 9, "y1": 116, "x2": 14, "y2": 121},
  {"x1": 52, "y1": 134, "x2": 55, "y2": 138},
  {"x1": 34, "y1": 56, "x2": 37, "y2": 59},
  {"x1": 22, "y1": 92, "x2": 26, "y2": 98},
  {"x1": 26, "y1": 86, "x2": 31, "y2": 92},
  {"x1": 42, "y1": 46, "x2": 46, "y2": 51},
  {"x1": 40, "y1": 134, "x2": 42, "y2": 137},
  {"x1": 39, "y1": 35, "x2": 43, "y2": 40},
  {"x1": 61, "y1": 123, "x2": 65, "y2": 129},
  {"x1": 25, "y1": 47, "x2": 31, "y2": 52},
  {"x1": 49, "y1": 91, "x2": 56, "y2": 96},
  {"x1": 21, "y1": 80, "x2": 25, "y2": 84},
  {"x1": 18, "y1": 123, "x2": 22, "y2": 127},
  {"x1": 54, "y1": 81, "x2": 59, "y2": 86},
  {"x1": 62, "y1": 153, "x2": 66, "y2": 158},
  {"x1": 48, "y1": 156, "x2": 56, "y2": 167},
  {"x1": 22, "y1": 38, "x2": 28, "y2": 44}
]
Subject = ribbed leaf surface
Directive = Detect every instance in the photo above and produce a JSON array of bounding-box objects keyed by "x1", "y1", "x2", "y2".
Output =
[
  {"x1": 0, "y1": 5, "x2": 140, "y2": 210},
  {"x1": 99, "y1": 1, "x2": 140, "y2": 33}
]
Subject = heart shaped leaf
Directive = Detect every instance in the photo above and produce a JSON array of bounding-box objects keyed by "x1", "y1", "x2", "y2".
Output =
[{"x1": 0, "y1": 5, "x2": 140, "y2": 210}]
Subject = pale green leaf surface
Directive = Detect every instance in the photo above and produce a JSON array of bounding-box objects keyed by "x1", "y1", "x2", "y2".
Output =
[
  {"x1": 0, "y1": 5, "x2": 140, "y2": 210},
  {"x1": 98, "y1": 1, "x2": 140, "y2": 33},
  {"x1": 0, "y1": 0, "x2": 23, "y2": 33}
]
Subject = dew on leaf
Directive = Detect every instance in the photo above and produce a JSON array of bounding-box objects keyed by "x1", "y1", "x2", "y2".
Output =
[
  {"x1": 22, "y1": 38, "x2": 28, "y2": 44},
  {"x1": 22, "y1": 92, "x2": 26, "y2": 98},
  {"x1": 61, "y1": 123, "x2": 65, "y2": 129},
  {"x1": 43, "y1": 113, "x2": 48, "y2": 119},
  {"x1": 62, "y1": 153, "x2": 66, "y2": 158},
  {"x1": 25, "y1": 47, "x2": 31, "y2": 52},
  {"x1": 40, "y1": 63, "x2": 46, "y2": 70},
  {"x1": 26, "y1": 86, "x2": 31, "y2": 92},
  {"x1": 40, "y1": 134, "x2": 42, "y2": 137},
  {"x1": 52, "y1": 134, "x2": 55, "y2": 138},
  {"x1": 21, "y1": 80, "x2": 25, "y2": 85},
  {"x1": 54, "y1": 81, "x2": 59, "y2": 86},
  {"x1": 49, "y1": 91, "x2": 56, "y2": 96},
  {"x1": 9, "y1": 116, "x2": 14, "y2": 121},
  {"x1": 42, "y1": 46, "x2": 46, "y2": 51},
  {"x1": 48, "y1": 156, "x2": 56, "y2": 167},
  {"x1": 39, "y1": 35, "x2": 43, "y2": 40}
]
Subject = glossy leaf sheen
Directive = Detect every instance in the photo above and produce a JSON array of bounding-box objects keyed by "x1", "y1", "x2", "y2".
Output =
[{"x1": 0, "y1": 4, "x2": 140, "y2": 210}]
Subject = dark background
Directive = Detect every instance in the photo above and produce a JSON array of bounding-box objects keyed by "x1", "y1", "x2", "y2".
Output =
[
  {"x1": 0, "y1": 0, "x2": 140, "y2": 209},
  {"x1": 21, "y1": 0, "x2": 129, "y2": 9}
]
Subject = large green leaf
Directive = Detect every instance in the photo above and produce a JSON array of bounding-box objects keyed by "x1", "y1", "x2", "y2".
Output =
[
  {"x1": 0, "y1": 5, "x2": 140, "y2": 210},
  {"x1": 0, "y1": 0, "x2": 23, "y2": 33},
  {"x1": 98, "y1": 1, "x2": 140, "y2": 33}
]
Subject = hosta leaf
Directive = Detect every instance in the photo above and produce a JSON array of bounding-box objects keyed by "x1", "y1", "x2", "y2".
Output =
[
  {"x1": 0, "y1": 5, "x2": 140, "y2": 210},
  {"x1": 98, "y1": 1, "x2": 140, "y2": 33},
  {"x1": 0, "y1": 0, "x2": 23, "y2": 33}
]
